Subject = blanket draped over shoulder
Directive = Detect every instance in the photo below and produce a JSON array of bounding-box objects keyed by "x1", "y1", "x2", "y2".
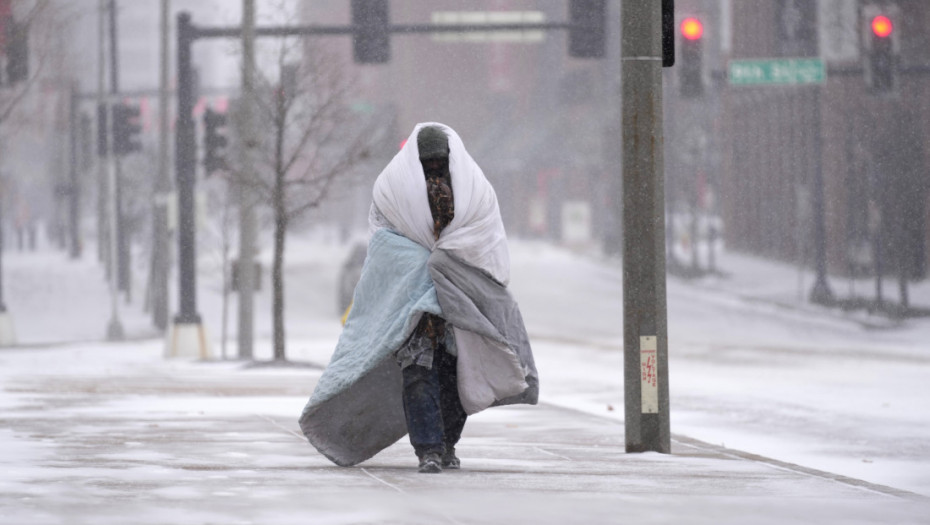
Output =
[{"x1": 299, "y1": 123, "x2": 538, "y2": 467}]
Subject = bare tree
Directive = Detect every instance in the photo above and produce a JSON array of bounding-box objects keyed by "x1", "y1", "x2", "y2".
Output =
[
  {"x1": 0, "y1": 0, "x2": 77, "y2": 248},
  {"x1": 228, "y1": 36, "x2": 385, "y2": 362},
  {"x1": 200, "y1": 174, "x2": 237, "y2": 360},
  {"x1": 0, "y1": 0, "x2": 56, "y2": 127}
]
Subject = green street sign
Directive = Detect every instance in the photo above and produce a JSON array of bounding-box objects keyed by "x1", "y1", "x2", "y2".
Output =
[{"x1": 728, "y1": 58, "x2": 826, "y2": 86}]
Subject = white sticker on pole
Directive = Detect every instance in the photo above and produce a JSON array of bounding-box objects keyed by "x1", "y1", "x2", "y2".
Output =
[{"x1": 640, "y1": 335, "x2": 658, "y2": 414}]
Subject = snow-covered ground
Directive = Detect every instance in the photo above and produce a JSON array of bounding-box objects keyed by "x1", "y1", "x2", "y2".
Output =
[
  {"x1": 2, "y1": 229, "x2": 929, "y2": 523},
  {"x1": 504, "y1": 239, "x2": 930, "y2": 495}
]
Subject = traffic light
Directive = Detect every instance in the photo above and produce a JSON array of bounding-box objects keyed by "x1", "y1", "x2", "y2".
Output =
[
  {"x1": 203, "y1": 108, "x2": 228, "y2": 174},
  {"x1": 662, "y1": 0, "x2": 675, "y2": 67},
  {"x1": 569, "y1": 0, "x2": 606, "y2": 59},
  {"x1": 5, "y1": 20, "x2": 28, "y2": 84},
  {"x1": 862, "y1": 5, "x2": 899, "y2": 94},
  {"x1": 112, "y1": 103, "x2": 142, "y2": 155},
  {"x1": 678, "y1": 16, "x2": 703, "y2": 98},
  {"x1": 352, "y1": 0, "x2": 389, "y2": 64}
]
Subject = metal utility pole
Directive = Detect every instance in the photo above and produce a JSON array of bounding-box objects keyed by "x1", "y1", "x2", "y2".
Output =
[
  {"x1": 808, "y1": 89, "x2": 834, "y2": 305},
  {"x1": 68, "y1": 85, "x2": 82, "y2": 259},
  {"x1": 166, "y1": 12, "x2": 209, "y2": 359},
  {"x1": 101, "y1": 0, "x2": 123, "y2": 340},
  {"x1": 0, "y1": 167, "x2": 13, "y2": 347},
  {"x1": 96, "y1": 13, "x2": 108, "y2": 268},
  {"x1": 621, "y1": 0, "x2": 670, "y2": 453},
  {"x1": 109, "y1": 0, "x2": 131, "y2": 300},
  {"x1": 151, "y1": 0, "x2": 172, "y2": 331},
  {"x1": 237, "y1": 0, "x2": 257, "y2": 360}
]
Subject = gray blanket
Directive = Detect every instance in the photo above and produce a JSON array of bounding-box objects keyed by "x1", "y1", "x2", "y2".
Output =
[{"x1": 299, "y1": 230, "x2": 537, "y2": 467}]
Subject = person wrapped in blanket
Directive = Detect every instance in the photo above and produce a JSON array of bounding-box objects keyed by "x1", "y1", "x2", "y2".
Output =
[
  {"x1": 345, "y1": 122, "x2": 536, "y2": 474},
  {"x1": 392, "y1": 126, "x2": 464, "y2": 473}
]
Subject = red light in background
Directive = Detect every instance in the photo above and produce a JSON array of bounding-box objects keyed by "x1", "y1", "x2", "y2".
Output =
[
  {"x1": 681, "y1": 17, "x2": 703, "y2": 41},
  {"x1": 872, "y1": 15, "x2": 893, "y2": 38}
]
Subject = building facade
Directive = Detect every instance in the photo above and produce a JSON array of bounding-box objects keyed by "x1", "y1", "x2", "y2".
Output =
[{"x1": 670, "y1": 0, "x2": 930, "y2": 287}]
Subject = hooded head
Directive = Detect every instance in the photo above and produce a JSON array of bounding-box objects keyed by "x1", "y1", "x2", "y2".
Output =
[
  {"x1": 417, "y1": 126, "x2": 450, "y2": 161},
  {"x1": 417, "y1": 126, "x2": 450, "y2": 181},
  {"x1": 417, "y1": 126, "x2": 453, "y2": 239}
]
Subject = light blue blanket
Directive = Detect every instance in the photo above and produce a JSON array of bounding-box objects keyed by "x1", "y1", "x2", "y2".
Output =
[
  {"x1": 298, "y1": 230, "x2": 440, "y2": 466},
  {"x1": 308, "y1": 230, "x2": 441, "y2": 407}
]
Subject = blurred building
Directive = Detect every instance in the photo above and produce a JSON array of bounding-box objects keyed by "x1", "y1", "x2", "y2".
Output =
[
  {"x1": 298, "y1": 1, "x2": 622, "y2": 245},
  {"x1": 669, "y1": 0, "x2": 930, "y2": 282}
]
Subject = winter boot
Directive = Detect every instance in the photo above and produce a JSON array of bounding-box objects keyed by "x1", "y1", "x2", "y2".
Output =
[
  {"x1": 441, "y1": 448, "x2": 460, "y2": 469},
  {"x1": 418, "y1": 452, "x2": 442, "y2": 473}
]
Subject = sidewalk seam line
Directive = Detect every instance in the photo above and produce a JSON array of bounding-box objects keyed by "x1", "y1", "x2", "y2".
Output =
[{"x1": 360, "y1": 468, "x2": 405, "y2": 493}]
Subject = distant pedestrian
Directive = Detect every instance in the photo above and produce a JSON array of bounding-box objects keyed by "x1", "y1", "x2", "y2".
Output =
[{"x1": 300, "y1": 123, "x2": 538, "y2": 473}]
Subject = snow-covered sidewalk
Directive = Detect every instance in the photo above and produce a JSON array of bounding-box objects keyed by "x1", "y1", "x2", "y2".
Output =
[
  {"x1": 1, "y1": 340, "x2": 927, "y2": 525},
  {"x1": 1, "y1": 235, "x2": 929, "y2": 523}
]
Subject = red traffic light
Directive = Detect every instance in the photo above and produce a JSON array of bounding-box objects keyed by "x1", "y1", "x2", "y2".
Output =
[
  {"x1": 871, "y1": 15, "x2": 893, "y2": 38},
  {"x1": 681, "y1": 17, "x2": 703, "y2": 41}
]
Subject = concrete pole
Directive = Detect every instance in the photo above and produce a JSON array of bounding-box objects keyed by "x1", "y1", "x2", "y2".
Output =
[
  {"x1": 101, "y1": 0, "x2": 123, "y2": 341},
  {"x1": 237, "y1": 0, "x2": 257, "y2": 360},
  {"x1": 152, "y1": 0, "x2": 172, "y2": 331},
  {"x1": 621, "y1": 0, "x2": 670, "y2": 453}
]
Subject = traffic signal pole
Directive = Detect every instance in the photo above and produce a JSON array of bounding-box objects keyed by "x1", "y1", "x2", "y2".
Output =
[
  {"x1": 166, "y1": 12, "x2": 210, "y2": 359},
  {"x1": 621, "y1": 0, "x2": 671, "y2": 453}
]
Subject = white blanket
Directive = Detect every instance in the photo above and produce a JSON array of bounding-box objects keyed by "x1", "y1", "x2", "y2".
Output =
[{"x1": 371, "y1": 122, "x2": 511, "y2": 286}]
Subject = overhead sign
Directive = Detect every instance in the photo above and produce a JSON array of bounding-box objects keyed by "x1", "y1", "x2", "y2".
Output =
[
  {"x1": 431, "y1": 11, "x2": 545, "y2": 42},
  {"x1": 728, "y1": 58, "x2": 826, "y2": 86},
  {"x1": 818, "y1": 0, "x2": 860, "y2": 63}
]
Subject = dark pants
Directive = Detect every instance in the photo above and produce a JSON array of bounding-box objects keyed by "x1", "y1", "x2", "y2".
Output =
[{"x1": 401, "y1": 348, "x2": 467, "y2": 458}]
